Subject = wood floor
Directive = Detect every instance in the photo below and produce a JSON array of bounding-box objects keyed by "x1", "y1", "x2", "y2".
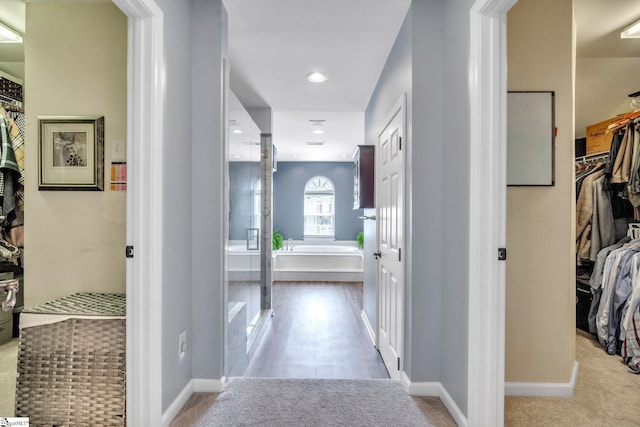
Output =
[{"x1": 243, "y1": 281, "x2": 390, "y2": 379}]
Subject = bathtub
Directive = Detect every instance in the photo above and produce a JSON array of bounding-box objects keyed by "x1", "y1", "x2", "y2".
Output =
[
  {"x1": 228, "y1": 241, "x2": 364, "y2": 282},
  {"x1": 227, "y1": 242, "x2": 261, "y2": 281},
  {"x1": 273, "y1": 242, "x2": 363, "y2": 282}
]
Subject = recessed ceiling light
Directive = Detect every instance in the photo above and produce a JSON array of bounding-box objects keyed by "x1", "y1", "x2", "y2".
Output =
[
  {"x1": 312, "y1": 129, "x2": 324, "y2": 135},
  {"x1": 306, "y1": 72, "x2": 327, "y2": 83},
  {"x1": 232, "y1": 129, "x2": 242, "y2": 134}
]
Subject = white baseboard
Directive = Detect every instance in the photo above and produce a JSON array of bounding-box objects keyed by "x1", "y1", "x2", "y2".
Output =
[
  {"x1": 438, "y1": 383, "x2": 468, "y2": 427},
  {"x1": 401, "y1": 372, "x2": 468, "y2": 427},
  {"x1": 193, "y1": 377, "x2": 226, "y2": 392},
  {"x1": 400, "y1": 371, "x2": 440, "y2": 395},
  {"x1": 161, "y1": 379, "x2": 194, "y2": 427},
  {"x1": 360, "y1": 310, "x2": 376, "y2": 346},
  {"x1": 161, "y1": 377, "x2": 226, "y2": 427},
  {"x1": 505, "y1": 361, "x2": 579, "y2": 397}
]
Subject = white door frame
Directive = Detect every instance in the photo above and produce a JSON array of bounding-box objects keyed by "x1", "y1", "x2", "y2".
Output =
[
  {"x1": 108, "y1": 0, "x2": 517, "y2": 423},
  {"x1": 111, "y1": 0, "x2": 164, "y2": 425},
  {"x1": 468, "y1": 0, "x2": 516, "y2": 425}
]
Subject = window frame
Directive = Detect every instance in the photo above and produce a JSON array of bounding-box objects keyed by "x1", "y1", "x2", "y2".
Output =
[{"x1": 303, "y1": 176, "x2": 336, "y2": 239}]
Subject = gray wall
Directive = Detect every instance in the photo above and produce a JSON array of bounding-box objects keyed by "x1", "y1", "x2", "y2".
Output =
[
  {"x1": 363, "y1": 8, "x2": 411, "y2": 339},
  {"x1": 407, "y1": 0, "x2": 446, "y2": 387},
  {"x1": 155, "y1": 0, "x2": 473, "y2": 417},
  {"x1": 158, "y1": 0, "x2": 194, "y2": 411},
  {"x1": 160, "y1": 0, "x2": 229, "y2": 410},
  {"x1": 229, "y1": 162, "x2": 261, "y2": 240},
  {"x1": 273, "y1": 162, "x2": 362, "y2": 241},
  {"x1": 440, "y1": 0, "x2": 472, "y2": 413},
  {"x1": 364, "y1": 0, "x2": 469, "y2": 415},
  {"x1": 191, "y1": 0, "x2": 227, "y2": 398}
]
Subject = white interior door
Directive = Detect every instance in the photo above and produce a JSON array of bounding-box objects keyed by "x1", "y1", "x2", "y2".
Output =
[{"x1": 377, "y1": 95, "x2": 405, "y2": 380}]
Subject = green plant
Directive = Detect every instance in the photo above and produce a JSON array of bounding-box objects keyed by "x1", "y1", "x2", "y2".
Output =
[
  {"x1": 356, "y1": 231, "x2": 364, "y2": 249},
  {"x1": 272, "y1": 230, "x2": 284, "y2": 250}
]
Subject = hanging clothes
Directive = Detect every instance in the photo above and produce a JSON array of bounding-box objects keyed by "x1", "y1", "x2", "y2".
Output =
[
  {"x1": 590, "y1": 236, "x2": 640, "y2": 372},
  {"x1": 0, "y1": 105, "x2": 25, "y2": 250}
]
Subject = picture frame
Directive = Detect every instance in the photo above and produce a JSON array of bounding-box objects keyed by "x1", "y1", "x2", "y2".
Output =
[
  {"x1": 38, "y1": 116, "x2": 105, "y2": 191},
  {"x1": 247, "y1": 228, "x2": 259, "y2": 250}
]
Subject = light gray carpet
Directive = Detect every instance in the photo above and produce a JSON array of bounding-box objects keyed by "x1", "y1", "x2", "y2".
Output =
[{"x1": 186, "y1": 377, "x2": 432, "y2": 426}]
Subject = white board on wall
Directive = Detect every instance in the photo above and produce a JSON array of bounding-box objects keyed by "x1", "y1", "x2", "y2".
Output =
[{"x1": 507, "y1": 91, "x2": 555, "y2": 186}]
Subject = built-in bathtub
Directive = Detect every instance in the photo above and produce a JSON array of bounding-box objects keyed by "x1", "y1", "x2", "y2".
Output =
[
  {"x1": 228, "y1": 241, "x2": 364, "y2": 282},
  {"x1": 273, "y1": 242, "x2": 363, "y2": 282},
  {"x1": 227, "y1": 243, "x2": 261, "y2": 281}
]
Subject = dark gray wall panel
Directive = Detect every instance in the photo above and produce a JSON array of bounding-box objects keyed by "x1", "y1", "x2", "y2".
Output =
[{"x1": 273, "y1": 162, "x2": 362, "y2": 241}]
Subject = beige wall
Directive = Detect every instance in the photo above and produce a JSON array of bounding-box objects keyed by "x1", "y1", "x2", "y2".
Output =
[
  {"x1": 506, "y1": 0, "x2": 576, "y2": 382},
  {"x1": 24, "y1": 3, "x2": 126, "y2": 306}
]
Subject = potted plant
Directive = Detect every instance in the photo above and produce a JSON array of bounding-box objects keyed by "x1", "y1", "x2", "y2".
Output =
[
  {"x1": 356, "y1": 231, "x2": 364, "y2": 249},
  {"x1": 272, "y1": 230, "x2": 284, "y2": 250}
]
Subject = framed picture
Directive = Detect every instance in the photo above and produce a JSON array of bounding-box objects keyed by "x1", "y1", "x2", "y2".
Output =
[
  {"x1": 38, "y1": 116, "x2": 105, "y2": 191},
  {"x1": 247, "y1": 228, "x2": 259, "y2": 250}
]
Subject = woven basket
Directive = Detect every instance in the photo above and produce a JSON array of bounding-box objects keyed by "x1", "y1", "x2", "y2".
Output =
[{"x1": 15, "y1": 318, "x2": 126, "y2": 426}]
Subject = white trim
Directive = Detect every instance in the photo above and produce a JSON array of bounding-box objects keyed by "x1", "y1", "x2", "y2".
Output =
[
  {"x1": 439, "y1": 384, "x2": 469, "y2": 427},
  {"x1": 160, "y1": 378, "x2": 227, "y2": 427},
  {"x1": 360, "y1": 310, "x2": 376, "y2": 346},
  {"x1": 274, "y1": 271, "x2": 363, "y2": 282},
  {"x1": 161, "y1": 380, "x2": 195, "y2": 427},
  {"x1": 401, "y1": 373, "x2": 468, "y2": 427},
  {"x1": 400, "y1": 371, "x2": 440, "y2": 396},
  {"x1": 505, "y1": 361, "x2": 579, "y2": 397},
  {"x1": 112, "y1": 0, "x2": 164, "y2": 425},
  {"x1": 468, "y1": 0, "x2": 515, "y2": 425},
  {"x1": 193, "y1": 377, "x2": 227, "y2": 393}
]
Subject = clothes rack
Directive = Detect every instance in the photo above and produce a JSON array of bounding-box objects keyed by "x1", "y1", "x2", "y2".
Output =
[{"x1": 576, "y1": 152, "x2": 608, "y2": 166}]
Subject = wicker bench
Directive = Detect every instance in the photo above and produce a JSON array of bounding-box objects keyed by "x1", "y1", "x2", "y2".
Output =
[{"x1": 16, "y1": 293, "x2": 126, "y2": 426}]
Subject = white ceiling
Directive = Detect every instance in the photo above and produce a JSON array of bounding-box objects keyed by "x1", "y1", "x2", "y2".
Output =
[
  {"x1": 574, "y1": 0, "x2": 640, "y2": 58},
  {"x1": 223, "y1": 0, "x2": 411, "y2": 162}
]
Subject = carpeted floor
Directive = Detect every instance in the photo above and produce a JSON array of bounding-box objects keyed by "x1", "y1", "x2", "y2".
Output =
[
  {"x1": 505, "y1": 329, "x2": 640, "y2": 426},
  {"x1": 170, "y1": 378, "x2": 436, "y2": 426},
  {"x1": 0, "y1": 337, "x2": 18, "y2": 417},
  {"x1": 171, "y1": 331, "x2": 639, "y2": 426}
]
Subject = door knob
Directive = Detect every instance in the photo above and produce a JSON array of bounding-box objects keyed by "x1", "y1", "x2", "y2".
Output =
[{"x1": 373, "y1": 251, "x2": 381, "y2": 259}]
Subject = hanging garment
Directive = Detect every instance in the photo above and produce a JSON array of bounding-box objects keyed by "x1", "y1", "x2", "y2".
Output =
[
  {"x1": 611, "y1": 124, "x2": 633, "y2": 184},
  {"x1": 604, "y1": 131, "x2": 625, "y2": 190},
  {"x1": 589, "y1": 237, "x2": 632, "y2": 334},
  {"x1": 622, "y1": 306, "x2": 640, "y2": 374},
  {"x1": 0, "y1": 117, "x2": 21, "y2": 227},
  {"x1": 596, "y1": 241, "x2": 640, "y2": 348},
  {"x1": 604, "y1": 251, "x2": 640, "y2": 354},
  {"x1": 576, "y1": 169, "x2": 605, "y2": 264},
  {"x1": 627, "y1": 123, "x2": 640, "y2": 213},
  {"x1": 590, "y1": 175, "x2": 616, "y2": 261},
  {"x1": 621, "y1": 259, "x2": 640, "y2": 342}
]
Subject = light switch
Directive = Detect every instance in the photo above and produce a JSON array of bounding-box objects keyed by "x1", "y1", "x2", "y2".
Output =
[{"x1": 111, "y1": 140, "x2": 126, "y2": 161}]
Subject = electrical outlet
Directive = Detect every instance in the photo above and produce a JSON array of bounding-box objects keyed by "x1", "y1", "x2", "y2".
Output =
[{"x1": 178, "y1": 330, "x2": 188, "y2": 355}]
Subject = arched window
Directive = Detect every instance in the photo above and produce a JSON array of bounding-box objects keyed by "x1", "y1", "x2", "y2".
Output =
[{"x1": 304, "y1": 176, "x2": 335, "y2": 238}]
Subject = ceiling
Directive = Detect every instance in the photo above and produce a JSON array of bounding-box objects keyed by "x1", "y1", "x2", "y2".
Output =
[
  {"x1": 223, "y1": 0, "x2": 411, "y2": 162},
  {"x1": 1, "y1": 1, "x2": 639, "y2": 161},
  {"x1": 574, "y1": 0, "x2": 640, "y2": 58}
]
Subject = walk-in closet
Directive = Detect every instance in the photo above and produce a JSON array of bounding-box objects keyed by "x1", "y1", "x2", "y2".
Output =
[{"x1": 576, "y1": 107, "x2": 640, "y2": 375}]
